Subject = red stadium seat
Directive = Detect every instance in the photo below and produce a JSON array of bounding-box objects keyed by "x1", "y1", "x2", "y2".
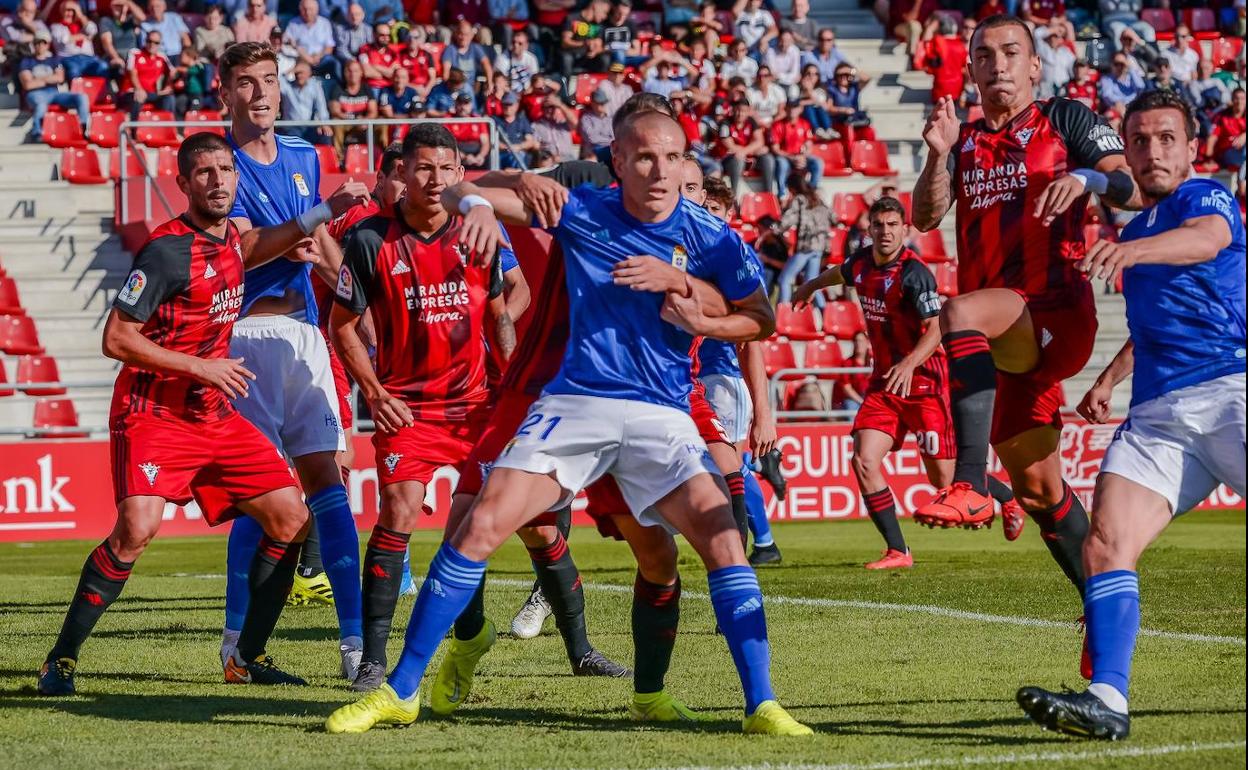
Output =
[
  {"x1": 1140, "y1": 8, "x2": 1176, "y2": 41},
  {"x1": 109, "y1": 147, "x2": 150, "y2": 180},
  {"x1": 61, "y1": 148, "x2": 108, "y2": 184},
  {"x1": 761, "y1": 339, "x2": 800, "y2": 379},
  {"x1": 70, "y1": 76, "x2": 113, "y2": 110},
  {"x1": 734, "y1": 221, "x2": 759, "y2": 244},
  {"x1": 1213, "y1": 37, "x2": 1244, "y2": 71},
  {"x1": 0, "y1": 276, "x2": 23, "y2": 314},
  {"x1": 0, "y1": 360, "x2": 12, "y2": 397},
  {"x1": 737, "y1": 192, "x2": 782, "y2": 224},
  {"x1": 425, "y1": 42, "x2": 446, "y2": 61},
  {"x1": 32, "y1": 397, "x2": 87, "y2": 438},
  {"x1": 775, "y1": 302, "x2": 822, "y2": 341},
  {"x1": 574, "y1": 73, "x2": 609, "y2": 105},
  {"x1": 315, "y1": 143, "x2": 340, "y2": 174},
  {"x1": 912, "y1": 229, "x2": 950, "y2": 262},
  {"x1": 17, "y1": 355, "x2": 66, "y2": 396},
  {"x1": 849, "y1": 139, "x2": 894, "y2": 176},
  {"x1": 344, "y1": 144, "x2": 371, "y2": 176},
  {"x1": 135, "y1": 111, "x2": 181, "y2": 148},
  {"x1": 43, "y1": 111, "x2": 87, "y2": 148},
  {"x1": 933, "y1": 262, "x2": 958, "y2": 296},
  {"x1": 822, "y1": 300, "x2": 866, "y2": 340},
  {"x1": 895, "y1": 191, "x2": 913, "y2": 221},
  {"x1": 826, "y1": 226, "x2": 849, "y2": 265},
  {"x1": 802, "y1": 338, "x2": 845, "y2": 374},
  {"x1": 831, "y1": 193, "x2": 867, "y2": 225},
  {"x1": 184, "y1": 109, "x2": 226, "y2": 137},
  {"x1": 156, "y1": 146, "x2": 178, "y2": 177},
  {"x1": 810, "y1": 141, "x2": 853, "y2": 176},
  {"x1": 0, "y1": 314, "x2": 43, "y2": 355},
  {"x1": 87, "y1": 110, "x2": 124, "y2": 148},
  {"x1": 1182, "y1": 8, "x2": 1218, "y2": 40}
]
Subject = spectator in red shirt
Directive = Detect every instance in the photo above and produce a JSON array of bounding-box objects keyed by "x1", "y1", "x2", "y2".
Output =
[
  {"x1": 358, "y1": 21, "x2": 398, "y2": 90},
  {"x1": 1065, "y1": 60, "x2": 1098, "y2": 110},
  {"x1": 918, "y1": 14, "x2": 966, "y2": 103},
  {"x1": 889, "y1": 0, "x2": 936, "y2": 58},
  {"x1": 1207, "y1": 87, "x2": 1247, "y2": 169},
  {"x1": 713, "y1": 98, "x2": 776, "y2": 196},
  {"x1": 394, "y1": 28, "x2": 436, "y2": 99},
  {"x1": 450, "y1": 93, "x2": 491, "y2": 167},
  {"x1": 768, "y1": 98, "x2": 824, "y2": 188},
  {"x1": 120, "y1": 29, "x2": 174, "y2": 119},
  {"x1": 975, "y1": 0, "x2": 1008, "y2": 21},
  {"x1": 1021, "y1": 0, "x2": 1075, "y2": 41}
]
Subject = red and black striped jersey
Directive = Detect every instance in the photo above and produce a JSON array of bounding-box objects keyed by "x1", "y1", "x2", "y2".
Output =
[
  {"x1": 952, "y1": 98, "x2": 1122, "y2": 310},
  {"x1": 110, "y1": 215, "x2": 245, "y2": 421},
  {"x1": 841, "y1": 246, "x2": 946, "y2": 396},
  {"x1": 313, "y1": 196, "x2": 383, "y2": 332},
  {"x1": 335, "y1": 205, "x2": 504, "y2": 421}
]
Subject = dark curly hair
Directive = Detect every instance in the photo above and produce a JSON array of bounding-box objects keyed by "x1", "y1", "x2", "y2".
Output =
[{"x1": 1123, "y1": 88, "x2": 1198, "y2": 140}]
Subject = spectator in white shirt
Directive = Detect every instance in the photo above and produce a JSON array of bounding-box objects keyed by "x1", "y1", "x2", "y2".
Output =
[
  {"x1": 733, "y1": 0, "x2": 776, "y2": 53},
  {"x1": 141, "y1": 0, "x2": 191, "y2": 59},
  {"x1": 719, "y1": 39, "x2": 758, "y2": 87},
  {"x1": 1162, "y1": 26, "x2": 1200, "y2": 83},
  {"x1": 1035, "y1": 20, "x2": 1076, "y2": 99},
  {"x1": 50, "y1": 1, "x2": 111, "y2": 79},
  {"x1": 494, "y1": 28, "x2": 540, "y2": 92},
  {"x1": 765, "y1": 29, "x2": 802, "y2": 92},
  {"x1": 748, "y1": 65, "x2": 787, "y2": 125},
  {"x1": 286, "y1": 0, "x2": 341, "y2": 83},
  {"x1": 597, "y1": 61, "x2": 635, "y2": 114}
]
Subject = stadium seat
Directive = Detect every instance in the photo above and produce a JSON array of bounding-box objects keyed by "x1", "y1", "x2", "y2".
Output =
[
  {"x1": 425, "y1": 42, "x2": 446, "y2": 60},
  {"x1": 1141, "y1": 8, "x2": 1176, "y2": 41},
  {"x1": 0, "y1": 314, "x2": 43, "y2": 355},
  {"x1": 831, "y1": 193, "x2": 867, "y2": 225},
  {"x1": 16, "y1": 355, "x2": 66, "y2": 396},
  {"x1": 933, "y1": 262, "x2": 959, "y2": 297},
  {"x1": 574, "y1": 73, "x2": 609, "y2": 105},
  {"x1": 912, "y1": 229, "x2": 950, "y2": 262},
  {"x1": 61, "y1": 148, "x2": 108, "y2": 185},
  {"x1": 0, "y1": 360, "x2": 12, "y2": 397},
  {"x1": 810, "y1": 141, "x2": 853, "y2": 176},
  {"x1": 344, "y1": 144, "x2": 371, "y2": 176},
  {"x1": 1182, "y1": 8, "x2": 1218, "y2": 40},
  {"x1": 87, "y1": 110, "x2": 124, "y2": 148},
  {"x1": 70, "y1": 76, "x2": 113, "y2": 110},
  {"x1": 761, "y1": 339, "x2": 800, "y2": 379},
  {"x1": 734, "y1": 221, "x2": 759, "y2": 244},
  {"x1": 43, "y1": 111, "x2": 88, "y2": 148},
  {"x1": 1213, "y1": 37, "x2": 1244, "y2": 71},
  {"x1": 109, "y1": 147, "x2": 150, "y2": 180},
  {"x1": 0, "y1": 276, "x2": 23, "y2": 314},
  {"x1": 802, "y1": 338, "x2": 846, "y2": 375},
  {"x1": 822, "y1": 300, "x2": 866, "y2": 340},
  {"x1": 849, "y1": 140, "x2": 894, "y2": 176},
  {"x1": 826, "y1": 226, "x2": 849, "y2": 265},
  {"x1": 737, "y1": 192, "x2": 782, "y2": 224},
  {"x1": 32, "y1": 397, "x2": 87, "y2": 438},
  {"x1": 315, "y1": 143, "x2": 340, "y2": 174},
  {"x1": 184, "y1": 109, "x2": 226, "y2": 137},
  {"x1": 156, "y1": 146, "x2": 178, "y2": 177},
  {"x1": 135, "y1": 111, "x2": 181, "y2": 148},
  {"x1": 775, "y1": 302, "x2": 822, "y2": 341}
]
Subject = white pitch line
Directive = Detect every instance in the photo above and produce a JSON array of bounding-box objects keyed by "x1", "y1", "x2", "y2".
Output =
[{"x1": 568, "y1": 739, "x2": 1247, "y2": 770}]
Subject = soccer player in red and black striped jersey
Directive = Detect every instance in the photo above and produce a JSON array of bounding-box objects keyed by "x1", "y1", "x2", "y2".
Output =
[
  {"x1": 328, "y1": 124, "x2": 518, "y2": 692},
  {"x1": 911, "y1": 16, "x2": 1141, "y2": 608},
  {"x1": 37, "y1": 134, "x2": 311, "y2": 696},
  {"x1": 792, "y1": 197, "x2": 1023, "y2": 570}
]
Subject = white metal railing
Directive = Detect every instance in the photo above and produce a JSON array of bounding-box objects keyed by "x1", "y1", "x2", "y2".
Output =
[{"x1": 769, "y1": 365, "x2": 871, "y2": 421}]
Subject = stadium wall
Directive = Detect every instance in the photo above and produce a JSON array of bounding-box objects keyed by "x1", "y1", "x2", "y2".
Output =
[{"x1": 1, "y1": 421, "x2": 1240, "y2": 543}]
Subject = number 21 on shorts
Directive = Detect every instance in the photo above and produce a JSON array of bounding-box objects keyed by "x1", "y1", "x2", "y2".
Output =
[{"x1": 517, "y1": 412, "x2": 562, "y2": 441}]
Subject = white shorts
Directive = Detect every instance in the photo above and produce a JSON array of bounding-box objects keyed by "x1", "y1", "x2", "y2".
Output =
[
  {"x1": 493, "y1": 393, "x2": 719, "y2": 530},
  {"x1": 229, "y1": 314, "x2": 346, "y2": 459},
  {"x1": 701, "y1": 373, "x2": 753, "y2": 445},
  {"x1": 1101, "y1": 372, "x2": 1246, "y2": 515}
]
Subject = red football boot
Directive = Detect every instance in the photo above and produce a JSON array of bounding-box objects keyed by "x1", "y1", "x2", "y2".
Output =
[
  {"x1": 913, "y1": 482, "x2": 995, "y2": 529},
  {"x1": 1001, "y1": 499, "x2": 1026, "y2": 541},
  {"x1": 865, "y1": 549, "x2": 913, "y2": 570},
  {"x1": 1078, "y1": 615, "x2": 1093, "y2": 680}
]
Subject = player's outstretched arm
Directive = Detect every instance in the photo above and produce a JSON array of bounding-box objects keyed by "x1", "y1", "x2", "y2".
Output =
[
  {"x1": 792, "y1": 265, "x2": 845, "y2": 310},
  {"x1": 1079, "y1": 214, "x2": 1233, "y2": 282},
  {"x1": 469, "y1": 169, "x2": 570, "y2": 228},
  {"x1": 233, "y1": 180, "x2": 370, "y2": 269},
  {"x1": 102, "y1": 309, "x2": 255, "y2": 399},
  {"x1": 1078, "y1": 339, "x2": 1134, "y2": 424},
  {"x1": 912, "y1": 96, "x2": 960, "y2": 232},
  {"x1": 740, "y1": 341, "x2": 777, "y2": 456}
]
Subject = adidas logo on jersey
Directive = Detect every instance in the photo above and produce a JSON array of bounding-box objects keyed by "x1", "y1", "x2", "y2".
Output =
[
  {"x1": 383, "y1": 453, "x2": 402, "y2": 473},
  {"x1": 1041, "y1": 328, "x2": 1053, "y2": 348},
  {"x1": 733, "y1": 597, "x2": 762, "y2": 617},
  {"x1": 204, "y1": 263, "x2": 217, "y2": 279},
  {"x1": 138, "y1": 462, "x2": 160, "y2": 486},
  {"x1": 391, "y1": 259, "x2": 411, "y2": 276},
  {"x1": 960, "y1": 135, "x2": 975, "y2": 153}
]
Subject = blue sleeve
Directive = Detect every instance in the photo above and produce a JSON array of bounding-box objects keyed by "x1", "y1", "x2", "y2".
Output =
[
  {"x1": 546, "y1": 185, "x2": 588, "y2": 234},
  {"x1": 230, "y1": 192, "x2": 249, "y2": 221},
  {"x1": 1173, "y1": 180, "x2": 1241, "y2": 232},
  {"x1": 309, "y1": 147, "x2": 323, "y2": 206},
  {"x1": 704, "y1": 226, "x2": 766, "y2": 303},
  {"x1": 497, "y1": 221, "x2": 519, "y2": 272}
]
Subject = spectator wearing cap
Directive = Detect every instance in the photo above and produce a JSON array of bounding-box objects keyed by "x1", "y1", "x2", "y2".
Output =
[
  {"x1": 1145, "y1": 58, "x2": 1190, "y2": 102},
  {"x1": 802, "y1": 28, "x2": 846, "y2": 89},
  {"x1": 442, "y1": 18, "x2": 493, "y2": 84},
  {"x1": 286, "y1": 0, "x2": 342, "y2": 84},
  {"x1": 768, "y1": 98, "x2": 824, "y2": 191},
  {"x1": 1099, "y1": 51, "x2": 1146, "y2": 118},
  {"x1": 1162, "y1": 26, "x2": 1200, "y2": 84},
  {"x1": 603, "y1": 0, "x2": 641, "y2": 67},
  {"x1": 49, "y1": 1, "x2": 110, "y2": 79},
  {"x1": 765, "y1": 29, "x2": 803, "y2": 92},
  {"x1": 233, "y1": 0, "x2": 277, "y2": 44},
  {"x1": 451, "y1": 94, "x2": 492, "y2": 168},
  {"x1": 119, "y1": 29, "x2": 175, "y2": 119},
  {"x1": 98, "y1": 0, "x2": 143, "y2": 77},
  {"x1": 734, "y1": 0, "x2": 776, "y2": 54},
  {"x1": 19, "y1": 31, "x2": 89, "y2": 143},
  {"x1": 272, "y1": 25, "x2": 298, "y2": 78},
  {"x1": 488, "y1": 0, "x2": 534, "y2": 51},
  {"x1": 378, "y1": 66, "x2": 420, "y2": 141},
  {"x1": 140, "y1": 0, "x2": 190, "y2": 59},
  {"x1": 720, "y1": 39, "x2": 759, "y2": 87},
  {"x1": 713, "y1": 99, "x2": 776, "y2": 196},
  {"x1": 427, "y1": 67, "x2": 475, "y2": 115},
  {"x1": 1206, "y1": 87, "x2": 1246, "y2": 169},
  {"x1": 359, "y1": 20, "x2": 399, "y2": 89},
  {"x1": 328, "y1": 58, "x2": 377, "y2": 153},
  {"x1": 579, "y1": 89, "x2": 615, "y2": 156},
  {"x1": 1035, "y1": 18, "x2": 1076, "y2": 99},
  {"x1": 334, "y1": 3, "x2": 371, "y2": 68},
  {"x1": 826, "y1": 63, "x2": 874, "y2": 140},
  {"x1": 598, "y1": 61, "x2": 635, "y2": 114},
  {"x1": 494, "y1": 91, "x2": 538, "y2": 168},
  {"x1": 782, "y1": 0, "x2": 818, "y2": 51},
  {"x1": 3, "y1": 0, "x2": 50, "y2": 62},
  {"x1": 532, "y1": 94, "x2": 580, "y2": 162},
  {"x1": 559, "y1": 0, "x2": 610, "y2": 78},
  {"x1": 1065, "y1": 60, "x2": 1098, "y2": 111},
  {"x1": 495, "y1": 27, "x2": 540, "y2": 92},
  {"x1": 748, "y1": 65, "x2": 787, "y2": 125},
  {"x1": 280, "y1": 59, "x2": 333, "y2": 146},
  {"x1": 1099, "y1": 0, "x2": 1155, "y2": 51}
]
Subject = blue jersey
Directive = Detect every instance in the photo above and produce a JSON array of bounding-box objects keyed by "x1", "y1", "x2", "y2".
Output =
[
  {"x1": 545, "y1": 186, "x2": 764, "y2": 410},
  {"x1": 1119, "y1": 177, "x2": 1246, "y2": 406},
  {"x1": 228, "y1": 132, "x2": 323, "y2": 325},
  {"x1": 698, "y1": 339, "x2": 741, "y2": 378}
]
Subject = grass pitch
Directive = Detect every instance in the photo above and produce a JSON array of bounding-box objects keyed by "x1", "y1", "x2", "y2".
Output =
[{"x1": 0, "y1": 512, "x2": 1244, "y2": 770}]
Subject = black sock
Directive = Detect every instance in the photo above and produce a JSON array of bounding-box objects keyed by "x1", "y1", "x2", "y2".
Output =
[
  {"x1": 632, "y1": 574, "x2": 680, "y2": 694},
  {"x1": 554, "y1": 505, "x2": 572, "y2": 541},
  {"x1": 48, "y1": 541, "x2": 134, "y2": 662},
  {"x1": 528, "y1": 533, "x2": 592, "y2": 663},
  {"x1": 1029, "y1": 483, "x2": 1089, "y2": 598},
  {"x1": 297, "y1": 524, "x2": 323, "y2": 578},
  {"x1": 987, "y1": 476, "x2": 1015, "y2": 505},
  {"x1": 454, "y1": 575, "x2": 487, "y2": 641},
  {"x1": 944, "y1": 330, "x2": 997, "y2": 494},
  {"x1": 724, "y1": 471, "x2": 749, "y2": 547},
  {"x1": 863, "y1": 488, "x2": 907, "y2": 552},
  {"x1": 361, "y1": 526, "x2": 410, "y2": 666},
  {"x1": 235, "y1": 535, "x2": 299, "y2": 662}
]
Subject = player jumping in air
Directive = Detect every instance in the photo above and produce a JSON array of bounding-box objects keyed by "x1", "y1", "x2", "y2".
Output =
[
  {"x1": 911, "y1": 16, "x2": 1141, "y2": 607},
  {"x1": 1017, "y1": 90, "x2": 1245, "y2": 741},
  {"x1": 214, "y1": 42, "x2": 372, "y2": 681},
  {"x1": 324, "y1": 108, "x2": 811, "y2": 737},
  {"x1": 37, "y1": 134, "x2": 311, "y2": 695}
]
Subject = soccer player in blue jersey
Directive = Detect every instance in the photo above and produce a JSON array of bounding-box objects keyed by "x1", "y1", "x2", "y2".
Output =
[
  {"x1": 325, "y1": 108, "x2": 812, "y2": 736},
  {"x1": 214, "y1": 42, "x2": 372, "y2": 683},
  {"x1": 1017, "y1": 90, "x2": 1246, "y2": 740}
]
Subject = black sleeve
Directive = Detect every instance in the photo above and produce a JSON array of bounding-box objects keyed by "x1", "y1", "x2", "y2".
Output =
[
  {"x1": 1045, "y1": 97, "x2": 1124, "y2": 169},
  {"x1": 544, "y1": 160, "x2": 615, "y2": 189},
  {"x1": 900, "y1": 259, "x2": 942, "y2": 320},
  {"x1": 112, "y1": 233, "x2": 192, "y2": 322},
  {"x1": 334, "y1": 217, "x2": 385, "y2": 316},
  {"x1": 838, "y1": 251, "x2": 858, "y2": 285},
  {"x1": 487, "y1": 251, "x2": 505, "y2": 299}
]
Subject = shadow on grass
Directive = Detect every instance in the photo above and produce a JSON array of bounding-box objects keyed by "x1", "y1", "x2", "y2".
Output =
[{"x1": 0, "y1": 691, "x2": 330, "y2": 728}]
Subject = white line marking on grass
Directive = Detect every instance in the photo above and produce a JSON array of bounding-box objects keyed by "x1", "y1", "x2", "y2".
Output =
[{"x1": 174, "y1": 573, "x2": 1246, "y2": 646}]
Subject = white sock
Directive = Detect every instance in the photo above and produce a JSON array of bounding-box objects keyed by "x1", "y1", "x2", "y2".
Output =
[
  {"x1": 221, "y1": 628, "x2": 240, "y2": 649},
  {"x1": 1088, "y1": 682, "x2": 1129, "y2": 714},
  {"x1": 340, "y1": 635, "x2": 363, "y2": 650}
]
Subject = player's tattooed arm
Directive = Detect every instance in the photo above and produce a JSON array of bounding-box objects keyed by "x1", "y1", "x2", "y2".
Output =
[
  {"x1": 489, "y1": 293, "x2": 517, "y2": 362},
  {"x1": 503, "y1": 268, "x2": 531, "y2": 321},
  {"x1": 102, "y1": 310, "x2": 256, "y2": 399},
  {"x1": 1078, "y1": 339, "x2": 1134, "y2": 424},
  {"x1": 913, "y1": 96, "x2": 959, "y2": 232}
]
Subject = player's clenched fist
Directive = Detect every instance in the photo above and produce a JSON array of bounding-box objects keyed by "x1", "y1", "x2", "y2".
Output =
[
  {"x1": 513, "y1": 172, "x2": 569, "y2": 229},
  {"x1": 1078, "y1": 239, "x2": 1137, "y2": 283},
  {"x1": 367, "y1": 392, "x2": 415, "y2": 434},
  {"x1": 1077, "y1": 379, "x2": 1114, "y2": 423},
  {"x1": 923, "y1": 96, "x2": 961, "y2": 157},
  {"x1": 191, "y1": 356, "x2": 256, "y2": 399},
  {"x1": 458, "y1": 204, "x2": 503, "y2": 266},
  {"x1": 326, "y1": 179, "x2": 373, "y2": 217}
]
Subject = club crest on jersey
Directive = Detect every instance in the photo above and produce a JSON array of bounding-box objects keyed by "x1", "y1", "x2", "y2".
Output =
[
  {"x1": 1014, "y1": 127, "x2": 1035, "y2": 148},
  {"x1": 455, "y1": 242, "x2": 469, "y2": 267},
  {"x1": 292, "y1": 172, "x2": 311, "y2": 197},
  {"x1": 118, "y1": 269, "x2": 146, "y2": 306},
  {"x1": 670, "y1": 245, "x2": 688, "y2": 272},
  {"x1": 383, "y1": 453, "x2": 402, "y2": 473},
  {"x1": 883, "y1": 276, "x2": 894, "y2": 293},
  {"x1": 960, "y1": 134, "x2": 975, "y2": 153},
  {"x1": 335, "y1": 265, "x2": 353, "y2": 300},
  {"x1": 391, "y1": 258, "x2": 411, "y2": 276},
  {"x1": 138, "y1": 462, "x2": 159, "y2": 486}
]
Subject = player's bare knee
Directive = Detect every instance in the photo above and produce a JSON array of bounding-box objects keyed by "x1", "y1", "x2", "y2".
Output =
[
  {"x1": 108, "y1": 525, "x2": 157, "y2": 562},
  {"x1": 940, "y1": 295, "x2": 976, "y2": 332},
  {"x1": 517, "y1": 525, "x2": 558, "y2": 548},
  {"x1": 851, "y1": 450, "x2": 881, "y2": 484},
  {"x1": 380, "y1": 495, "x2": 424, "y2": 534}
]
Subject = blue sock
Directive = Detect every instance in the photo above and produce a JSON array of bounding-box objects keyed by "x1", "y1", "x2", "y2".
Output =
[
  {"x1": 307, "y1": 485, "x2": 363, "y2": 641},
  {"x1": 707, "y1": 565, "x2": 775, "y2": 714},
  {"x1": 387, "y1": 542, "x2": 487, "y2": 699},
  {"x1": 224, "y1": 515, "x2": 263, "y2": 632},
  {"x1": 400, "y1": 545, "x2": 414, "y2": 594},
  {"x1": 1085, "y1": 570, "x2": 1140, "y2": 706},
  {"x1": 741, "y1": 458, "x2": 773, "y2": 547}
]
